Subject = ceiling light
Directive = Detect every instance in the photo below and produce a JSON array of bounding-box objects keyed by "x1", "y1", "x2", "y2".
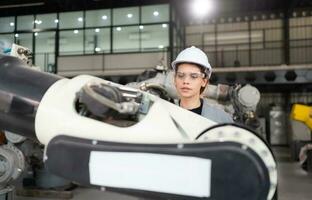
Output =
[
  {"x1": 139, "y1": 25, "x2": 144, "y2": 30},
  {"x1": 34, "y1": 20, "x2": 42, "y2": 25},
  {"x1": 14, "y1": 33, "x2": 19, "y2": 38},
  {"x1": 73, "y1": 30, "x2": 79, "y2": 34},
  {"x1": 78, "y1": 17, "x2": 83, "y2": 22},
  {"x1": 102, "y1": 15, "x2": 107, "y2": 20},
  {"x1": 95, "y1": 47, "x2": 101, "y2": 52},
  {"x1": 158, "y1": 45, "x2": 164, "y2": 49},
  {"x1": 34, "y1": 32, "x2": 38, "y2": 36},
  {"x1": 95, "y1": 28, "x2": 100, "y2": 33},
  {"x1": 9, "y1": 22, "x2": 14, "y2": 26},
  {"x1": 127, "y1": 13, "x2": 133, "y2": 18},
  {"x1": 116, "y1": 27, "x2": 122, "y2": 31},
  {"x1": 54, "y1": 19, "x2": 59, "y2": 23},
  {"x1": 162, "y1": 24, "x2": 167, "y2": 28},
  {"x1": 153, "y1": 11, "x2": 159, "y2": 16},
  {"x1": 191, "y1": 0, "x2": 214, "y2": 18}
]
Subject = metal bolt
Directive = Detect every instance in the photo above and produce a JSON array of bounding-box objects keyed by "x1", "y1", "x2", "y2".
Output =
[
  {"x1": 261, "y1": 150, "x2": 268, "y2": 157},
  {"x1": 268, "y1": 166, "x2": 276, "y2": 172},
  {"x1": 249, "y1": 138, "x2": 255, "y2": 144},
  {"x1": 241, "y1": 145, "x2": 248, "y2": 150},
  {"x1": 234, "y1": 132, "x2": 240, "y2": 137},
  {"x1": 218, "y1": 131, "x2": 223, "y2": 137}
]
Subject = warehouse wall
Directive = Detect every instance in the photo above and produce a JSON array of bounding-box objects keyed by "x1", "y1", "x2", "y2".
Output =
[
  {"x1": 57, "y1": 51, "x2": 168, "y2": 76},
  {"x1": 186, "y1": 14, "x2": 312, "y2": 68}
]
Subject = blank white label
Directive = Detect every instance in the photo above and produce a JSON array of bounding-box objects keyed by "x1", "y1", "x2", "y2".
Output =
[{"x1": 89, "y1": 151, "x2": 211, "y2": 197}]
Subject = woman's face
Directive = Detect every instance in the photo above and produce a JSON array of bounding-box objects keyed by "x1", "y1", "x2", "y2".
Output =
[{"x1": 174, "y1": 63, "x2": 208, "y2": 99}]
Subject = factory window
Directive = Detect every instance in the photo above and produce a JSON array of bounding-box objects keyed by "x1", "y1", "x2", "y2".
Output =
[
  {"x1": 85, "y1": 28, "x2": 110, "y2": 54},
  {"x1": 113, "y1": 26, "x2": 140, "y2": 52},
  {"x1": 217, "y1": 31, "x2": 249, "y2": 47},
  {"x1": 250, "y1": 30, "x2": 264, "y2": 49},
  {"x1": 186, "y1": 33, "x2": 202, "y2": 46},
  {"x1": 35, "y1": 13, "x2": 58, "y2": 29},
  {"x1": 203, "y1": 33, "x2": 216, "y2": 46},
  {"x1": 17, "y1": 15, "x2": 34, "y2": 31},
  {"x1": 0, "y1": 34, "x2": 14, "y2": 51},
  {"x1": 289, "y1": 17, "x2": 312, "y2": 64},
  {"x1": 0, "y1": 17, "x2": 15, "y2": 33},
  {"x1": 59, "y1": 30, "x2": 83, "y2": 55},
  {"x1": 15, "y1": 33, "x2": 33, "y2": 51},
  {"x1": 141, "y1": 4, "x2": 169, "y2": 23},
  {"x1": 86, "y1": 9, "x2": 111, "y2": 27},
  {"x1": 35, "y1": 31, "x2": 55, "y2": 71},
  {"x1": 59, "y1": 11, "x2": 84, "y2": 29},
  {"x1": 141, "y1": 24, "x2": 169, "y2": 51},
  {"x1": 113, "y1": 7, "x2": 139, "y2": 25}
]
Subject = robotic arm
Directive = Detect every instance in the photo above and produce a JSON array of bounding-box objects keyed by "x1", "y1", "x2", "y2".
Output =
[
  {"x1": 291, "y1": 104, "x2": 312, "y2": 130},
  {"x1": 0, "y1": 55, "x2": 277, "y2": 200},
  {"x1": 127, "y1": 69, "x2": 261, "y2": 128}
]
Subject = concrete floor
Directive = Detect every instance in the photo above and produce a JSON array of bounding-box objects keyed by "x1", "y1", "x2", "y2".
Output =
[
  {"x1": 274, "y1": 147, "x2": 312, "y2": 200},
  {"x1": 13, "y1": 147, "x2": 312, "y2": 200}
]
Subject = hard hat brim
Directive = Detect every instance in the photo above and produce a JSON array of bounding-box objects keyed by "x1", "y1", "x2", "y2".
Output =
[{"x1": 171, "y1": 60, "x2": 212, "y2": 78}]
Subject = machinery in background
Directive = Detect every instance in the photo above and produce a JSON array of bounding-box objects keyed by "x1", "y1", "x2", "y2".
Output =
[
  {"x1": 0, "y1": 131, "x2": 25, "y2": 200},
  {"x1": 0, "y1": 45, "x2": 72, "y2": 199},
  {"x1": 269, "y1": 106, "x2": 288, "y2": 145},
  {"x1": 290, "y1": 104, "x2": 312, "y2": 172},
  {"x1": 127, "y1": 66, "x2": 261, "y2": 130},
  {"x1": 0, "y1": 44, "x2": 31, "y2": 200},
  {"x1": 0, "y1": 54, "x2": 277, "y2": 200}
]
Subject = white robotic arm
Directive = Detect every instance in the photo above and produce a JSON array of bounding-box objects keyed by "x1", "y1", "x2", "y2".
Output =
[
  {"x1": 0, "y1": 55, "x2": 277, "y2": 200},
  {"x1": 127, "y1": 70, "x2": 261, "y2": 127}
]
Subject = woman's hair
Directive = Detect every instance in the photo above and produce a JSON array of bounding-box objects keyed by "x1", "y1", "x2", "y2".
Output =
[{"x1": 175, "y1": 62, "x2": 208, "y2": 94}]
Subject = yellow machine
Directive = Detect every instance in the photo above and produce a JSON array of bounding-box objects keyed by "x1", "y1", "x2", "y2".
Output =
[
  {"x1": 290, "y1": 104, "x2": 312, "y2": 172},
  {"x1": 291, "y1": 104, "x2": 312, "y2": 130}
]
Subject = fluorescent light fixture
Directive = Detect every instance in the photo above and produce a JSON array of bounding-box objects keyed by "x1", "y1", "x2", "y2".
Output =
[
  {"x1": 153, "y1": 11, "x2": 159, "y2": 16},
  {"x1": 116, "y1": 27, "x2": 122, "y2": 31},
  {"x1": 34, "y1": 32, "x2": 39, "y2": 36},
  {"x1": 127, "y1": 13, "x2": 133, "y2": 18},
  {"x1": 102, "y1": 15, "x2": 108, "y2": 20},
  {"x1": 54, "y1": 19, "x2": 59, "y2": 23},
  {"x1": 192, "y1": 0, "x2": 214, "y2": 17},
  {"x1": 158, "y1": 45, "x2": 164, "y2": 49},
  {"x1": 162, "y1": 24, "x2": 168, "y2": 28},
  {"x1": 139, "y1": 25, "x2": 144, "y2": 30},
  {"x1": 73, "y1": 30, "x2": 79, "y2": 34},
  {"x1": 14, "y1": 33, "x2": 19, "y2": 38},
  {"x1": 95, "y1": 47, "x2": 101, "y2": 52},
  {"x1": 9, "y1": 22, "x2": 14, "y2": 26},
  {"x1": 0, "y1": 2, "x2": 44, "y2": 9},
  {"x1": 95, "y1": 28, "x2": 100, "y2": 33},
  {"x1": 78, "y1": 17, "x2": 83, "y2": 22},
  {"x1": 34, "y1": 20, "x2": 42, "y2": 25}
]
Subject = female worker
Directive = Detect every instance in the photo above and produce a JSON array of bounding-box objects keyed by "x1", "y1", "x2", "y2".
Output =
[{"x1": 172, "y1": 46, "x2": 233, "y2": 123}]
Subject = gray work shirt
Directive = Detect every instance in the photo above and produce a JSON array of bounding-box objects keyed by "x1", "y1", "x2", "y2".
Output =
[
  {"x1": 201, "y1": 98, "x2": 233, "y2": 123},
  {"x1": 176, "y1": 98, "x2": 233, "y2": 123}
]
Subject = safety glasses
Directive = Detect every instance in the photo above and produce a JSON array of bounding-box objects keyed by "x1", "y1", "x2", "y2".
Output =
[{"x1": 175, "y1": 71, "x2": 205, "y2": 80}]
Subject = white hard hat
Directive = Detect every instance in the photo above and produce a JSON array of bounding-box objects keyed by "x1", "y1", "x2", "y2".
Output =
[{"x1": 171, "y1": 46, "x2": 212, "y2": 78}]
